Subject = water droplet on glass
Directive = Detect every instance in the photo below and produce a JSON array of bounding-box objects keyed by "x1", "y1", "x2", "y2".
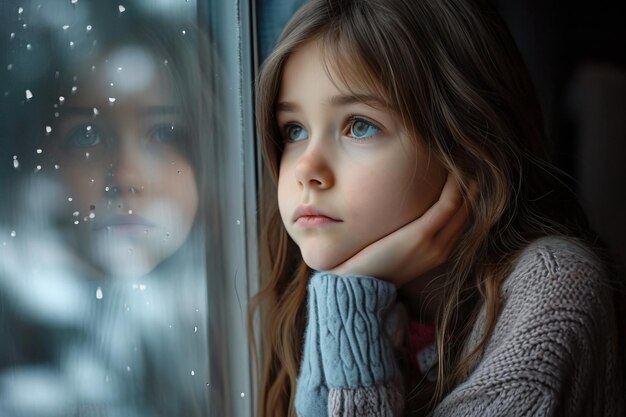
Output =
[
  {"x1": 54, "y1": 164, "x2": 60, "y2": 169},
  {"x1": 105, "y1": 375, "x2": 110, "y2": 383},
  {"x1": 90, "y1": 179, "x2": 95, "y2": 183},
  {"x1": 163, "y1": 59, "x2": 168, "y2": 65},
  {"x1": 62, "y1": 25, "x2": 69, "y2": 30},
  {"x1": 73, "y1": 211, "x2": 79, "y2": 217},
  {"x1": 7, "y1": 64, "x2": 12, "y2": 71},
  {"x1": 71, "y1": 86, "x2": 77, "y2": 94},
  {"x1": 128, "y1": 209, "x2": 133, "y2": 214},
  {"x1": 10, "y1": 230, "x2": 16, "y2": 238},
  {"x1": 54, "y1": 112, "x2": 59, "y2": 118},
  {"x1": 13, "y1": 155, "x2": 19, "y2": 169},
  {"x1": 105, "y1": 186, "x2": 110, "y2": 192},
  {"x1": 108, "y1": 97, "x2": 116, "y2": 103},
  {"x1": 74, "y1": 220, "x2": 79, "y2": 225},
  {"x1": 35, "y1": 165, "x2": 41, "y2": 171},
  {"x1": 118, "y1": 5, "x2": 126, "y2": 13},
  {"x1": 85, "y1": 152, "x2": 90, "y2": 159},
  {"x1": 139, "y1": 284, "x2": 146, "y2": 291},
  {"x1": 191, "y1": 370, "x2": 195, "y2": 376},
  {"x1": 91, "y1": 65, "x2": 96, "y2": 71},
  {"x1": 59, "y1": 96, "x2": 65, "y2": 103},
  {"x1": 96, "y1": 287, "x2": 103, "y2": 299},
  {"x1": 181, "y1": 30, "x2": 186, "y2": 35},
  {"x1": 45, "y1": 126, "x2": 52, "y2": 134},
  {"x1": 18, "y1": 7, "x2": 24, "y2": 14},
  {"x1": 116, "y1": 66, "x2": 123, "y2": 71},
  {"x1": 68, "y1": 197, "x2": 73, "y2": 202},
  {"x1": 26, "y1": 44, "x2": 32, "y2": 51},
  {"x1": 25, "y1": 89, "x2": 33, "y2": 100},
  {"x1": 36, "y1": 148, "x2": 42, "y2": 154},
  {"x1": 89, "y1": 213, "x2": 95, "y2": 219},
  {"x1": 10, "y1": 32, "x2": 15, "y2": 40},
  {"x1": 71, "y1": 0, "x2": 78, "y2": 4},
  {"x1": 126, "y1": 366, "x2": 131, "y2": 372},
  {"x1": 69, "y1": 41, "x2": 74, "y2": 48},
  {"x1": 241, "y1": 392, "x2": 245, "y2": 398},
  {"x1": 86, "y1": 25, "x2": 92, "y2": 31},
  {"x1": 236, "y1": 220, "x2": 241, "y2": 225},
  {"x1": 194, "y1": 326, "x2": 198, "y2": 333},
  {"x1": 166, "y1": 232, "x2": 170, "y2": 237},
  {"x1": 93, "y1": 107, "x2": 99, "y2": 116},
  {"x1": 22, "y1": 23, "x2": 27, "y2": 29}
]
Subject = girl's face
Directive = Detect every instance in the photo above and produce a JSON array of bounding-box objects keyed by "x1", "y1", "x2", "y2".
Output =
[
  {"x1": 48, "y1": 47, "x2": 198, "y2": 277},
  {"x1": 276, "y1": 41, "x2": 446, "y2": 271}
]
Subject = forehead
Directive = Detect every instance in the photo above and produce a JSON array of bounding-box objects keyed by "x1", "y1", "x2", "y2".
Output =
[{"x1": 278, "y1": 40, "x2": 386, "y2": 106}]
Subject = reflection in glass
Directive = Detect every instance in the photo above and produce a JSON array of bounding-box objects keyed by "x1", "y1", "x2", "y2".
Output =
[{"x1": 0, "y1": 1, "x2": 222, "y2": 416}]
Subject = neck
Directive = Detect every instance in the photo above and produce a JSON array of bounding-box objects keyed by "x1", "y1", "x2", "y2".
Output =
[{"x1": 397, "y1": 263, "x2": 450, "y2": 323}]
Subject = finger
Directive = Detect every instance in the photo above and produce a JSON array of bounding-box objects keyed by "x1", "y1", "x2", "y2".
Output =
[{"x1": 434, "y1": 179, "x2": 477, "y2": 252}]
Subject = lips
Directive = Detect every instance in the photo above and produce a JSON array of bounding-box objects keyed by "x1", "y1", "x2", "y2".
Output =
[
  {"x1": 94, "y1": 213, "x2": 156, "y2": 231},
  {"x1": 293, "y1": 205, "x2": 341, "y2": 226}
]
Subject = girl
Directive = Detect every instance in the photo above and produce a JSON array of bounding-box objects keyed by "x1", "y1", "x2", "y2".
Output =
[
  {"x1": 0, "y1": 4, "x2": 224, "y2": 416},
  {"x1": 252, "y1": 0, "x2": 624, "y2": 416}
]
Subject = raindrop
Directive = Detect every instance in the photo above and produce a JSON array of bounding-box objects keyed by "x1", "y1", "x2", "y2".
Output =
[
  {"x1": 108, "y1": 97, "x2": 116, "y2": 103},
  {"x1": 22, "y1": 24, "x2": 27, "y2": 29},
  {"x1": 139, "y1": 284, "x2": 146, "y2": 291},
  {"x1": 45, "y1": 126, "x2": 52, "y2": 134},
  {"x1": 241, "y1": 392, "x2": 245, "y2": 398},
  {"x1": 128, "y1": 209, "x2": 133, "y2": 214},
  {"x1": 194, "y1": 326, "x2": 198, "y2": 333},
  {"x1": 96, "y1": 287, "x2": 103, "y2": 299},
  {"x1": 73, "y1": 211, "x2": 79, "y2": 217},
  {"x1": 55, "y1": 71, "x2": 60, "y2": 79},
  {"x1": 105, "y1": 186, "x2": 110, "y2": 192},
  {"x1": 90, "y1": 179, "x2": 94, "y2": 183},
  {"x1": 71, "y1": 0, "x2": 78, "y2": 4},
  {"x1": 93, "y1": 107, "x2": 99, "y2": 115},
  {"x1": 191, "y1": 370, "x2": 195, "y2": 376},
  {"x1": 7, "y1": 64, "x2": 12, "y2": 71},
  {"x1": 85, "y1": 152, "x2": 90, "y2": 159},
  {"x1": 36, "y1": 148, "x2": 42, "y2": 154},
  {"x1": 71, "y1": 86, "x2": 77, "y2": 94},
  {"x1": 13, "y1": 155, "x2": 19, "y2": 169},
  {"x1": 236, "y1": 220, "x2": 241, "y2": 225},
  {"x1": 74, "y1": 220, "x2": 79, "y2": 225},
  {"x1": 54, "y1": 112, "x2": 60, "y2": 118},
  {"x1": 86, "y1": 25, "x2": 92, "y2": 32},
  {"x1": 35, "y1": 165, "x2": 42, "y2": 172},
  {"x1": 116, "y1": 67, "x2": 122, "y2": 71},
  {"x1": 26, "y1": 44, "x2": 32, "y2": 51},
  {"x1": 73, "y1": 75, "x2": 78, "y2": 82},
  {"x1": 181, "y1": 30, "x2": 186, "y2": 35},
  {"x1": 62, "y1": 25, "x2": 70, "y2": 30},
  {"x1": 10, "y1": 230, "x2": 16, "y2": 238},
  {"x1": 68, "y1": 197, "x2": 73, "y2": 202},
  {"x1": 54, "y1": 164, "x2": 60, "y2": 169},
  {"x1": 69, "y1": 41, "x2": 74, "y2": 48},
  {"x1": 10, "y1": 32, "x2": 15, "y2": 40},
  {"x1": 25, "y1": 89, "x2": 32, "y2": 100},
  {"x1": 91, "y1": 65, "x2": 96, "y2": 71},
  {"x1": 59, "y1": 96, "x2": 65, "y2": 103},
  {"x1": 126, "y1": 366, "x2": 131, "y2": 372},
  {"x1": 18, "y1": 7, "x2": 23, "y2": 14},
  {"x1": 109, "y1": 82, "x2": 114, "y2": 87},
  {"x1": 118, "y1": 5, "x2": 126, "y2": 13},
  {"x1": 163, "y1": 59, "x2": 168, "y2": 65}
]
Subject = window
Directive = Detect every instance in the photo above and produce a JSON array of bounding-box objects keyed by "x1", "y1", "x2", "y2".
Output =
[{"x1": 0, "y1": 0, "x2": 258, "y2": 415}]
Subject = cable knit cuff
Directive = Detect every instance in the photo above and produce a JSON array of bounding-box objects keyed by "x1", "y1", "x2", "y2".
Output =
[{"x1": 310, "y1": 272, "x2": 398, "y2": 388}]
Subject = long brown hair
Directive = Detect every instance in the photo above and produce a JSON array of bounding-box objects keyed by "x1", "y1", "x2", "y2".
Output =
[{"x1": 250, "y1": 0, "x2": 590, "y2": 416}]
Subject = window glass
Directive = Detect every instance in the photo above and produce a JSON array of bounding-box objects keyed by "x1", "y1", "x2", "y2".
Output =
[{"x1": 0, "y1": 1, "x2": 251, "y2": 415}]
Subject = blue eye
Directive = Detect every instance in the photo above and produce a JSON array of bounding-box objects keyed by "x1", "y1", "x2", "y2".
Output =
[
  {"x1": 349, "y1": 118, "x2": 380, "y2": 139},
  {"x1": 65, "y1": 124, "x2": 103, "y2": 148},
  {"x1": 150, "y1": 123, "x2": 181, "y2": 144},
  {"x1": 285, "y1": 124, "x2": 309, "y2": 142}
]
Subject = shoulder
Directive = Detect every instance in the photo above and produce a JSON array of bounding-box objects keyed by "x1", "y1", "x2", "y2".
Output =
[
  {"x1": 500, "y1": 236, "x2": 609, "y2": 310},
  {"x1": 435, "y1": 236, "x2": 623, "y2": 416}
]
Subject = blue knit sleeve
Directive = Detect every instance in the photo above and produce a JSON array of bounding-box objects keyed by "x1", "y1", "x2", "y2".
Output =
[{"x1": 295, "y1": 272, "x2": 403, "y2": 417}]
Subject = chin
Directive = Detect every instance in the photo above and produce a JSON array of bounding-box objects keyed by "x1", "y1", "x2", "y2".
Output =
[{"x1": 300, "y1": 248, "x2": 346, "y2": 273}]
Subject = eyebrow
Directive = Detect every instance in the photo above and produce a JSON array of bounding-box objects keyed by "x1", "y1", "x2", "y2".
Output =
[
  {"x1": 276, "y1": 93, "x2": 388, "y2": 113},
  {"x1": 61, "y1": 105, "x2": 182, "y2": 116}
]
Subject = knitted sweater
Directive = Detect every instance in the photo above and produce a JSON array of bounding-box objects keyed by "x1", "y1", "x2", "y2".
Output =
[{"x1": 294, "y1": 237, "x2": 624, "y2": 417}]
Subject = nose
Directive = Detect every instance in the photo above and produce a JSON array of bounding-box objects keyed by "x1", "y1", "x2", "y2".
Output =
[
  {"x1": 107, "y1": 141, "x2": 146, "y2": 198},
  {"x1": 293, "y1": 142, "x2": 334, "y2": 190}
]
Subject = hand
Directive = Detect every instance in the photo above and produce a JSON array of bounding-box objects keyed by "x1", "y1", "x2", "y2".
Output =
[{"x1": 329, "y1": 173, "x2": 475, "y2": 286}]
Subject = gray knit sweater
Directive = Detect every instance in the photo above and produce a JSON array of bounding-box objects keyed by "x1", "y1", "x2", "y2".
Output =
[{"x1": 294, "y1": 237, "x2": 624, "y2": 417}]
